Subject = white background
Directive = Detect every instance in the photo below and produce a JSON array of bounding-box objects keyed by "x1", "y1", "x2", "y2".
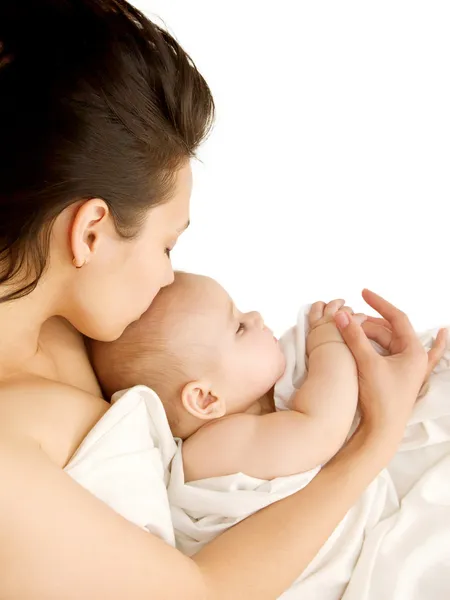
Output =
[{"x1": 134, "y1": 0, "x2": 450, "y2": 336}]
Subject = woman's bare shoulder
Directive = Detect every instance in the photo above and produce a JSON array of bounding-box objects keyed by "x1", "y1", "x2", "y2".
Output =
[
  {"x1": 0, "y1": 375, "x2": 109, "y2": 467},
  {"x1": 0, "y1": 404, "x2": 203, "y2": 600},
  {"x1": 0, "y1": 315, "x2": 110, "y2": 466}
]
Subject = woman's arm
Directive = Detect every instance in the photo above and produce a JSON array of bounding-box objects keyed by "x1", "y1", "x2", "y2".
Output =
[
  {"x1": 0, "y1": 424, "x2": 393, "y2": 600},
  {"x1": 194, "y1": 424, "x2": 393, "y2": 598}
]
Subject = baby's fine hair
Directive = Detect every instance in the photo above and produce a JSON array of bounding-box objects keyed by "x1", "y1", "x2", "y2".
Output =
[{"x1": 90, "y1": 272, "x2": 206, "y2": 426}]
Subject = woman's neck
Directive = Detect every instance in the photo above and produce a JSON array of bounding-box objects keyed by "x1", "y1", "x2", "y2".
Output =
[{"x1": 0, "y1": 283, "x2": 57, "y2": 378}]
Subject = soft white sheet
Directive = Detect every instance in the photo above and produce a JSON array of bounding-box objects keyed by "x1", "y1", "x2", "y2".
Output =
[{"x1": 65, "y1": 385, "x2": 177, "y2": 547}]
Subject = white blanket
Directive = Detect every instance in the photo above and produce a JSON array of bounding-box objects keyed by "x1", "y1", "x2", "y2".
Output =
[
  {"x1": 64, "y1": 311, "x2": 450, "y2": 599},
  {"x1": 65, "y1": 385, "x2": 177, "y2": 547}
]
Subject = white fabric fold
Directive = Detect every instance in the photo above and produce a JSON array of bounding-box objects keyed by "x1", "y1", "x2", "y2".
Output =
[{"x1": 65, "y1": 385, "x2": 177, "y2": 546}]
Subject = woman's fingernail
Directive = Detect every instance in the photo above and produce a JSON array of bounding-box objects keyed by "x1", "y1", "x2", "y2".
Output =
[{"x1": 335, "y1": 312, "x2": 350, "y2": 329}]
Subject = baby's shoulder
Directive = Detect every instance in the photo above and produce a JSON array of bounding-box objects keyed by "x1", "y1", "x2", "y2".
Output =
[{"x1": 181, "y1": 413, "x2": 258, "y2": 482}]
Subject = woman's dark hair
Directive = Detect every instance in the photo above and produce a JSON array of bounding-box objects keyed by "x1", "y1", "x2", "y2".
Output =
[{"x1": 0, "y1": 0, "x2": 214, "y2": 302}]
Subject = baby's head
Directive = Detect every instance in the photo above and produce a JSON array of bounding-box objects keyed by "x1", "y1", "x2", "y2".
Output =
[{"x1": 91, "y1": 273, "x2": 286, "y2": 438}]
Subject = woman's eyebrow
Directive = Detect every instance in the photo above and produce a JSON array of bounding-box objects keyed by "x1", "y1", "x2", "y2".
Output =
[{"x1": 177, "y1": 220, "x2": 190, "y2": 233}]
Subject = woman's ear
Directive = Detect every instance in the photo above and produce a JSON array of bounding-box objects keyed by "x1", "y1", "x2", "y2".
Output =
[
  {"x1": 70, "y1": 198, "x2": 109, "y2": 268},
  {"x1": 181, "y1": 381, "x2": 226, "y2": 421}
]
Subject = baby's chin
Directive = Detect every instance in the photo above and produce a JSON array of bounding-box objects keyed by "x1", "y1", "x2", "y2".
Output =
[
  {"x1": 247, "y1": 348, "x2": 287, "y2": 399},
  {"x1": 265, "y1": 354, "x2": 288, "y2": 391}
]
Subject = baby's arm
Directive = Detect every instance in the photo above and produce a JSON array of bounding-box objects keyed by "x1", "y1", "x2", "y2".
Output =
[
  {"x1": 291, "y1": 320, "x2": 358, "y2": 447},
  {"x1": 183, "y1": 302, "x2": 359, "y2": 482}
]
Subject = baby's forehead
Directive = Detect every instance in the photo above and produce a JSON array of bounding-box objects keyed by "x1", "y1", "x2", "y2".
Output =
[
  {"x1": 171, "y1": 275, "x2": 229, "y2": 309},
  {"x1": 171, "y1": 296, "x2": 226, "y2": 329},
  {"x1": 164, "y1": 279, "x2": 230, "y2": 335}
]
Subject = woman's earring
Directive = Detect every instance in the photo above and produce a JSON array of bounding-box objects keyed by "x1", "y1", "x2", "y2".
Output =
[{"x1": 73, "y1": 257, "x2": 86, "y2": 269}]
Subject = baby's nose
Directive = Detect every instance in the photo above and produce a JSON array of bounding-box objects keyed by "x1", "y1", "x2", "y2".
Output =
[{"x1": 248, "y1": 311, "x2": 264, "y2": 329}]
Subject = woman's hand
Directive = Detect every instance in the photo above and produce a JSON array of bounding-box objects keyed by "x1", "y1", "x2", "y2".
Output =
[
  {"x1": 334, "y1": 289, "x2": 448, "y2": 441},
  {"x1": 306, "y1": 299, "x2": 367, "y2": 355},
  {"x1": 361, "y1": 314, "x2": 447, "y2": 383}
]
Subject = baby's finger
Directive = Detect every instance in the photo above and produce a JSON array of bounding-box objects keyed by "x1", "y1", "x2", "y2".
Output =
[
  {"x1": 324, "y1": 299, "x2": 345, "y2": 317},
  {"x1": 341, "y1": 306, "x2": 354, "y2": 315},
  {"x1": 340, "y1": 308, "x2": 367, "y2": 325},
  {"x1": 309, "y1": 301, "x2": 326, "y2": 325},
  {"x1": 362, "y1": 321, "x2": 393, "y2": 351},
  {"x1": 352, "y1": 313, "x2": 367, "y2": 325},
  {"x1": 425, "y1": 328, "x2": 448, "y2": 379}
]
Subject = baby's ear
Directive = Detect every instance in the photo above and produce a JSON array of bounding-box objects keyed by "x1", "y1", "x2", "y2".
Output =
[{"x1": 181, "y1": 381, "x2": 226, "y2": 420}]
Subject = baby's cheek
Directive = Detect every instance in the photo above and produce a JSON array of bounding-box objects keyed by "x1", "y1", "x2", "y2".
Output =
[{"x1": 262, "y1": 345, "x2": 278, "y2": 369}]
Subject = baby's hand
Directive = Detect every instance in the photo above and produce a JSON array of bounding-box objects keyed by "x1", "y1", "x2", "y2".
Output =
[{"x1": 307, "y1": 300, "x2": 366, "y2": 356}]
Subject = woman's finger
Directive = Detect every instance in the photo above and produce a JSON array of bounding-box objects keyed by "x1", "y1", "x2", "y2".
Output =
[
  {"x1": 425, "y1": 328, "x2": 448, "y2": 379},
  {"x1": 364, "y1": 315, "x2": 392, "y2": 331},
  {"x1": 334, "y1": 312, "x2": 376, "y2": 364},
  {"x1": 361, "y1": 289, "x2": 415, "y2": 339},
  {"x1": 324, "y1": 299, "x2": 345, "y2": 316},
  {"x1": 309, "y1": 301, "x2": 326, "y2": 325},
  {"x1": 361, "y1": 321, "x2": 393, "y2": 350}
]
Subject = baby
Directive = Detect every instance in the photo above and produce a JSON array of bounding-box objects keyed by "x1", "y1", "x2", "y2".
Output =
[{"x1": 91, "y1": 272, "x2": 365, "y2": 483}]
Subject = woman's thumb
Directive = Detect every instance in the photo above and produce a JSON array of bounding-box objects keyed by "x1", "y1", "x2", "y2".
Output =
[{"x1": 334, "y1": 312, "x2": 373, "y2": 363}]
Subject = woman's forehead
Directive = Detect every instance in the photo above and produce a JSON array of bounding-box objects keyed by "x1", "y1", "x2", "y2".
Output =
[{"x1": 149, "y1": 166, "x2": 192, "y2": 229}]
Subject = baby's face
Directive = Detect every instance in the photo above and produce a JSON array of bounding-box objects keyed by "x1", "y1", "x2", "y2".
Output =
[{"x1": 174, "y1": 276, "x2": 287, "y2": 411}]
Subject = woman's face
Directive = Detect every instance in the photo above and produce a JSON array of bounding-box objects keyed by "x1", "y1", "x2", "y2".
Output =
[{"x1": 65, "y1": 163, "x2": 193, "y2": 341}]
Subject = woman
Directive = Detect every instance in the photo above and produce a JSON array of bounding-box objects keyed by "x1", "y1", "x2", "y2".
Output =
[{"x1": 0, "y1": 1, "x2": 444, "y2": 598}]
